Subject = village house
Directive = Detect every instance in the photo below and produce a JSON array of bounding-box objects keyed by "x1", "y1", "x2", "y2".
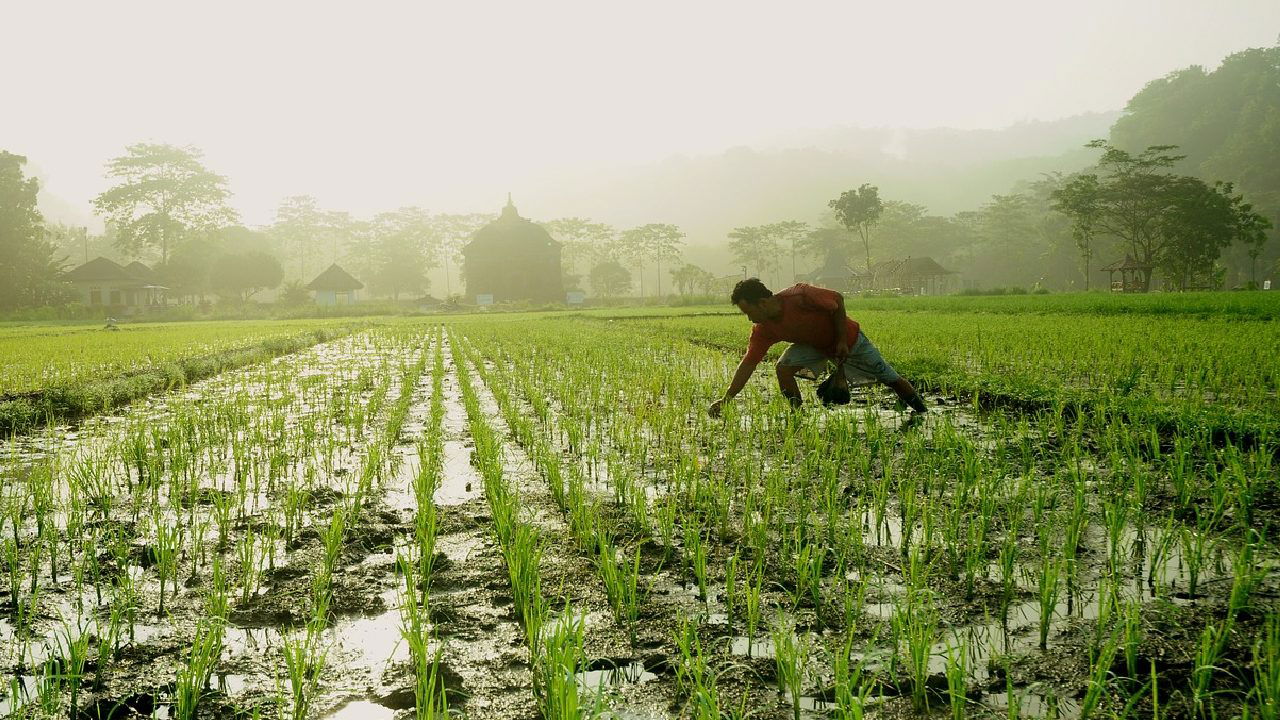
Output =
[{"x1": 63, "y1": 257, "x2": 168, "y2": 314}]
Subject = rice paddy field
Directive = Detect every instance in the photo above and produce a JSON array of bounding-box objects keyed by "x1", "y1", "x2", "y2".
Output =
[{"x1": 1, "y1": 294, "x2": 1278, "y2": 720}]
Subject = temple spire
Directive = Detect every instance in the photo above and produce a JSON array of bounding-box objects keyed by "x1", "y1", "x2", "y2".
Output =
[{"x1": 500, "y1": 192, "x2": 519, "y2": 220}]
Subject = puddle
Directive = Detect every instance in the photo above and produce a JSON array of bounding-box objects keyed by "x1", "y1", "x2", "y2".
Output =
[
  {"x1": 326, "y1": 698, "x2": 397, "y2": 720},
  {"x1": 985, "y1": 688, "x2": 1083, "y2": 719},
  {"x1": 575, "y1": 659, "x2": 658, "y2": 690}
]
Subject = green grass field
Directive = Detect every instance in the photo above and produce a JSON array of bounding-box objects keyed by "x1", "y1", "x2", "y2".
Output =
[{"x1": 0, "y1": 318, "x2": 366, "y2": 395}]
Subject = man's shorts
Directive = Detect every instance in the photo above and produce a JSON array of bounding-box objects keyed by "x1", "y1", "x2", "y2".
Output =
[{"x1": 777, "y1": 331, "x2": 901, "y2": 387}]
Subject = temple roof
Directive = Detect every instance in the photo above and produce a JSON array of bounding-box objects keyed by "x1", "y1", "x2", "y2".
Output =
[{"x1": 463, "y1": 196, "x2": 560, "y2": 254}]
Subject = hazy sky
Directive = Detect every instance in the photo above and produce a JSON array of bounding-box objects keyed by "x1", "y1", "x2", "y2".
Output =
[{"x1": 4, "y1": 0, "x2": 1278, "y2": 227}]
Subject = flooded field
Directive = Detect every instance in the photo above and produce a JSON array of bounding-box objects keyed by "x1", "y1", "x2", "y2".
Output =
[{"x1": 1, "y1": 314, "x2": 1276, "y2": 719}]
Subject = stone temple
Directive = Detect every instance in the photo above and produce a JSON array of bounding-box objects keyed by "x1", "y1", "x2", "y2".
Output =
[{"x1": 462, "y1": 196, "x2": 563, "y2": 304}]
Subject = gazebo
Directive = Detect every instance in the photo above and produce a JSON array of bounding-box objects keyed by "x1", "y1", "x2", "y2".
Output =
[
  {"x1": 1101, "y1": 255, "x2": 1154, "y2": 293},
  {"x1": 462, "y1": 196, "x2": 563, "y2": 304},
  {"x1": 307, "y1": 264, "x2": 364, "y2": 305}
]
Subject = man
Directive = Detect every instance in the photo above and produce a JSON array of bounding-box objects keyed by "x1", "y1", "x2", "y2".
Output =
[{"x1": 708, "y1": 278, "x2": 927, "y2": 416}]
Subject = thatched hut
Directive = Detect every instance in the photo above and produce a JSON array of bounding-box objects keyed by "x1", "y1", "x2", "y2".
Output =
[{"x1": 307, "y1": 264, "x2": 364, "y2": 305}]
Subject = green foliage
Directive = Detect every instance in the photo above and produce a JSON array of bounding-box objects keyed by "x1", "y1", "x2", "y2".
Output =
[
  {"x1": 589, "y1": 260, "x2": 633, "y2": 298},
  {"x1": 0, "y1": 151, "x2": 68, "y2": 311},
  {"x1": 1110, "y1": 44, "x2": 1280, "y2": 285},
  {"x1": 92, "y1": 143, "x2": 238, "y2": 264},
  {"x1": 210, "y1": 251, "x2": 284, "y2": 301},
  {"x1": 829, "y1": 183, "x2": 884, "y2": 269},
  {"x1": 370, "y1": 207, "x2": 436, "y2": 299}
]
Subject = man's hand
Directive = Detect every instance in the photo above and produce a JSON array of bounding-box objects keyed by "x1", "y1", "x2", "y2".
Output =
[
  {"x1": 708, "y1": 399, "x2": 724, "y2": 418},
  {"x1": 833, "y1": 337, "x2": 850, "y2": 361}
]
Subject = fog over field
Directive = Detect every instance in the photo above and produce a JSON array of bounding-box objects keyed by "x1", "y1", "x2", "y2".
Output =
[{"x1": 7, "y1": 0, "x2": 1278, "y2": 235}]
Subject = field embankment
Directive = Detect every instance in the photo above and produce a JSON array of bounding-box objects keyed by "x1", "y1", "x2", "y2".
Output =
[{"x1": 0, "y1": 319, "x2": 370, "y2": 434}]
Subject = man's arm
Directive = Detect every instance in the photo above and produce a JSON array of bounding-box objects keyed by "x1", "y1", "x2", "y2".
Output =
[
  {"x1": 708, "y1": 357, "x2": 759, "y2": 416},
  {"x1": 832, "y1": 292, "x2": 851, "y2": 358}
]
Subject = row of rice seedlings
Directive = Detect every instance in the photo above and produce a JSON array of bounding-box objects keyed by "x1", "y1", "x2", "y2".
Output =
[
  {"x1": 453, "y1": 334, "x2": 651, "y2": 648},
  {"x1": 449, "y1": 331, "x2": 596, "y2": 716}
]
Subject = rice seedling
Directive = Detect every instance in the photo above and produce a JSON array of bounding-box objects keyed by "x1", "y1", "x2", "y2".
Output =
[
  {"x1": 1191, "y1": 619, "x2": 1231, "y2": 718},
  {"x1": 175, "y1": 616, "x2": 224, "y2": 720},
  {"x1": 281, "y1": 621, "x2": 327, "y2": 720},
  {"x1": 1079, "y1": 623, "x2": 1122, "y2": 720},
  {"x1": 1037, "y1": 555, "x2": 1063, "y2": 649},
  {"x1": 540, "y1": 609, "x2": 594, "y2": 720},
  {"x1": 944, "y1": 638, "x2": 968, "y2": 720},
  {"x1": 831, "y1": 631, "x2": 876, "y2": 720},
  {"x1": 772, "y1": 612, "x2": 810, "y2": 720},
  {"x1": 892, "y1": 590, "x2": 938, "y2": 711},
  {"x1": 53, "y1": 621, "x2": 90, "y2": 718},
  {"x1": 1253, "y1": 614, "x2": 1279, "y2": 720}
]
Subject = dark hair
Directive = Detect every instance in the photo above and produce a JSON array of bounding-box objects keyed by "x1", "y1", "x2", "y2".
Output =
[{"x1": 730, "y1": 277, "x2": 772, "y2": 305}]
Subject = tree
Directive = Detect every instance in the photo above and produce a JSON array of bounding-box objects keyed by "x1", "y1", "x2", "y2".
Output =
[
  {"x1": 620, "y1": 223, "x2": 685, "y2": 297},
  {"x1": 1232, "y1": 191, "x2": 1274, "y2": 286},
  {"x1": 210, "y1": 251, "x2": 284, "y2": 301},
  {"x1": 1159, "y1": 179, "x2": 1271, "y2": 290},
  {"x1": 1059, "y1": 141, "x2": 1186, "y2": 291},
  {"x1": 589, "y1": 260, "x2": 632, "y2": 298},
  {"x1": 796, "y1": 227, "x2": 855, "y2": 262},
  {"x1": 544, "y1": 218, "x2": 615, "y2": 280},
  {"x1": 0, "y1": 151, "x2": 67, "y2": 310},
  {"x1": 429, "y1": 213, "x2": 493, "y2": 296},
  {"x1": 370, "y1": 207, "x2": 437, "y2": 299},
  {"x1": 829, "y1": 184, "x2": 884, "y2": 271},
  {"x1": 270, "y1": 196, "x2": 327, "y2": 281},
  {"x1": 765, "y1": 220, "x2": 809, "y2": 285},
  {"x1": 1107, "y1": 45, "x2": 1280, "y2": 287},
  {"x1": 92, "y1": 144, "x2": 237, "y2": 265},
  {"x1": 1050, "y1": 173, "x2": 1103, "y2": 289},
  {"x1": 726, "y1": 226, "x2": 778, "y2": 280},
  {"x1": 670, "y1": 263, "x2": 714, "y2": 296}
]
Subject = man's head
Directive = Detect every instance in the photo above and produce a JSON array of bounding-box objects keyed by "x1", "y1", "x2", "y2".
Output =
[{"x1": 731, "y1": 278, "x2": 774, "y2": 322}]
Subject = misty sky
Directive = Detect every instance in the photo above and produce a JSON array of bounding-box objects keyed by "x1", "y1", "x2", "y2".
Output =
[{"x1": 5, "y1": 0, "x2": 1279, "y2": 228}]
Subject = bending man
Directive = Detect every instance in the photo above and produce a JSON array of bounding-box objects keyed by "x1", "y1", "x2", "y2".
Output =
[{"x1": 708, "y1": 278, "x2": 928, "y2": 416}]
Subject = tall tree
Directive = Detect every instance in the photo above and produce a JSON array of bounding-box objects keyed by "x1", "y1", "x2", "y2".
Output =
[
  {"x1": 544, "y1": 217, "x2": 613, "y2": 279},
  {"x1": 670, "y1": 263, "x2": 715, "y2": 295},
  {"x1": 620, "y1": 223, "x2": 685, "y2": 297},
  {"x1": 270, "y1": 196, "x2": 327, "y2": 281},
  {"x1": 727, "y1": 226, "x2": 776, "y2": 279},
  {"x1": 1050, "y1": 173, "x2": 1103, "y2": 289},
  {"x1": 1064, "y1": 140, "x2": 1185, "y2": 291},
  {"x1": 829, "y1": 183, "x2": 884, "y2": 272},
  {"x1": 766, "y1": 221, "x2": 808, "y2": 285},
  {"x1": 429, "y1": 213, "x2": 492, "y2": 297},
  {"x1": 0, "y1": 151, "x2": 67, "y2": 310},
  {"x1": 370, "y1": 207, "x2": 437, "y2": 299},
  {"x1": 92, "y1": 143, "x2": 237, "y2": 265}
]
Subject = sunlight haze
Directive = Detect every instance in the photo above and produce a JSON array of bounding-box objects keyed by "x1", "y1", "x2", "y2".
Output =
[{"x1": 5, "y1": 0, "x2": 1279, "y2": 227}]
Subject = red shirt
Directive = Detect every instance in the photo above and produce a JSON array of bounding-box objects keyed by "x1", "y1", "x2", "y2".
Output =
[{"x1": 743, "y1": 284, "x2": 860, "y2": 364}]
